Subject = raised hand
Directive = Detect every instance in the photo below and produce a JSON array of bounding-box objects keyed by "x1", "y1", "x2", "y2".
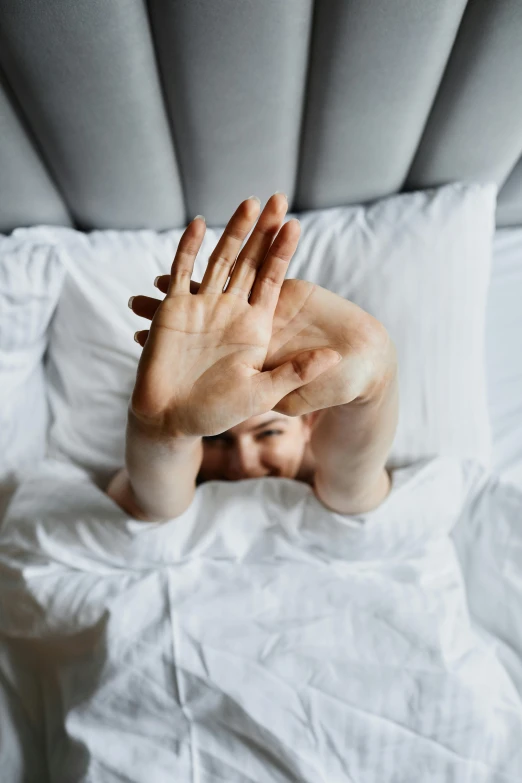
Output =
[
  {"x1": 262, "y1": 278, "x2": 395, "y2": 415},
  {"x1": 149, "y1": 276, "x2": 394, "y2": 417},
  {"x1": 128, "y1": 196, "x2": 342, "y2": 439},
  {"x1": 137, "y1": 208, "x2": 395, "y2": 418}
]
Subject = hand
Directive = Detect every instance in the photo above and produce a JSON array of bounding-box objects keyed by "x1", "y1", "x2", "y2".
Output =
[
  {"x1": 129, "y1": 195, "x2": 343, "y2": 438},
  {"x1": 264, "y1": 278, "x2": 396, "y2": 415},
  {"x1": 151, "y1": 277, "x2": 394, "y2": 416},
  {"x1": 137, "y1": 208, "x2": 396, "y2": 418}
]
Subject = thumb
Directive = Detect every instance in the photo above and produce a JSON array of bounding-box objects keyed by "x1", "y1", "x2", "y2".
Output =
[{"x1": 252, "y1": 348, "x2": 342, "y2": 414}]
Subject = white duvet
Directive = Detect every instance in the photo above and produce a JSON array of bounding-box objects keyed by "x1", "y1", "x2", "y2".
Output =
[{"x1": 0, "y1": 456, "x2": 521, "y2": 783}]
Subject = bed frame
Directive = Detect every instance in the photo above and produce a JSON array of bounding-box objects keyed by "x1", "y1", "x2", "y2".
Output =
[{"x1": 1, "y1": 0, "x2": 521, "y2": 233}]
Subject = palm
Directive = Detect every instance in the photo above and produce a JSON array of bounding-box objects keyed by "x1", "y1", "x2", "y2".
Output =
[
  {"x1": 131, "y1": 196, "x2": 382, "y2": 432},
  {"x1": 134, "y1": 294, "x2": 273, "y2": 435},
  {"x1": 264, "y1": 279, "x2": 380, "y2": 415}
]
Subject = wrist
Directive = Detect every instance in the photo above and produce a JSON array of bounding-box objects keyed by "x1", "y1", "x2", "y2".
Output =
[
  {"x1": 127, "y1": 405, "x2": 201, "y2": 450},
  {"x1": 346, "y1": 334, "x2": 397, "y2": 408}
]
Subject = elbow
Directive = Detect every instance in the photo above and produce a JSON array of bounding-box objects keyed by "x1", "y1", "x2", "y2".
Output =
[{"x1": 106, "y1": 468, "x2": 174, "y2": 522}]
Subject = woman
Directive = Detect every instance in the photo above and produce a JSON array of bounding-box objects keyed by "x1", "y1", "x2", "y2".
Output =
[{"x1": 107, "y1": 193, "x2": 398, "y2": 521}]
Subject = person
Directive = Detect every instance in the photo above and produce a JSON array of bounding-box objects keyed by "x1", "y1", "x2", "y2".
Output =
[{"x1": 106, "y1": 193, "x2": 399, "y2": 522}]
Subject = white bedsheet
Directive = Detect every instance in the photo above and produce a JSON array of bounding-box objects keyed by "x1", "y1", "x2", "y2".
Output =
[
  {"x1": 487, "y1": 229, "x2": 522, "y2": 489},
  {"x1": 0, "y1": 457, "x2": 521, "y2": 782}
]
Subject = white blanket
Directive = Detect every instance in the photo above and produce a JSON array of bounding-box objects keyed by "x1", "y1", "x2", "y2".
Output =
[{"x1": 0, "y1": 457, "x2": 521, "y2": 782}]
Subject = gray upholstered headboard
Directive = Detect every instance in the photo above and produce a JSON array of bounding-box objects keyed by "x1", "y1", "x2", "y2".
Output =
[{"x1": 1, "y1": 0, "x2": 522, "y2": 234}]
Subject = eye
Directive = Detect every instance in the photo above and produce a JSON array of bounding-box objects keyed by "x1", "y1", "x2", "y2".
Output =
[{"x1": 258, "y1": 429, "x2": 283, "y2": 440}]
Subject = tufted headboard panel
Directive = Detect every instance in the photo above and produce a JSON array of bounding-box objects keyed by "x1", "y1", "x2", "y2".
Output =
[{"x1": 1, "y1": 0, "x2": 522, "y2": 233}]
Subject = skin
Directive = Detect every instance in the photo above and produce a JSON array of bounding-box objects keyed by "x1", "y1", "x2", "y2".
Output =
[
  {"x1": 197, "y1": 411, "x2": 319, "y2": 485},
  {"x1": 107, "y1": 193, "x2": 398, "y2": 521}
]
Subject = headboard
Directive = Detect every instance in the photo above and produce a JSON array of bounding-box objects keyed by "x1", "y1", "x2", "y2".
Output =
[{"x1": 1, "y1": 0, "x2": 522, "y2": 234}]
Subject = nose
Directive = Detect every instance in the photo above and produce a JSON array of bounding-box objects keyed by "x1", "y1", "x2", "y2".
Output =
[{"x1": 224, "y1": 442, "x2": 267, "y2": 480}]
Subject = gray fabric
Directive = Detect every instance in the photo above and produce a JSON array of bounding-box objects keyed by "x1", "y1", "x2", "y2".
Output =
[
  {"x1": 0, "y1": 81, "x2": 70, "y2": 229},
  {"x1": 407, "y1": 0, "x2": 522, "y2": 193},
  {"x1": 0, "y1": 0, "x2": 522, "y2": 232},
  {"x1": 0, "y1": 0, "x2": 184, "y2": 231},
  {"x1": 497, "y1": 156, "x2": 522, "y2": 228},
  {"x1": 149, "y1": 0, "x2": 314, "y2": 225},
  {"x1": 295, "y1": 0, "x2": 468, "y2": 209}
]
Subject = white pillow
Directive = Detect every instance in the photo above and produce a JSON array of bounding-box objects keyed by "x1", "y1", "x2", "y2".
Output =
[
  {"x1": 0, "y1": 235, "x2": 66, "y2": 480},
  {"x1": 37, "y1": 182, "x2": 496, "y2": 486},
  {"x1": 486, "y1": 228, "x2": 522, "y2": 489}
]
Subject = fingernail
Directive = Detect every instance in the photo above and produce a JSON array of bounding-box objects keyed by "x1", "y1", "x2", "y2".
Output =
[
  {"x1": 247, "y1": 195, "x2": 261, "y2": 204},
  {"x1": 274, "y1": 191, "x2": 287, "y2": 199},
  {"x1": 134, "y1": 332, "x2": 140, "y2": 343},
  {"x1": 128, "y1": 296, "x2": 135, "y2": 309},
  {"x1": 335, "y1": 351, "x2": 343, "y2": 362},
  {"x1": 153, "y1": 276, "x2": 160, "y2": 288},
  {"x1": 193, "y1": 215, "x2": 206, "y2": 223}
]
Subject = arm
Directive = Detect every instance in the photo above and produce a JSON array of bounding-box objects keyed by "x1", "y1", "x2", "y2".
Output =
[
  {"x1": 311, "y1": 338, "x2": 398, "y2": 514},
  {"x1": 107, "y1": 194, "x2": 342, "y2": 522},
  {"x1": 106, "y1": 411, "x2": 202, "y2": 521},
  {"x1": 259, "y1": 281, "x2": 399, "y2": 514},
  {"x1": 151, "y1": 272, "x2": 399, "y2": 516}
]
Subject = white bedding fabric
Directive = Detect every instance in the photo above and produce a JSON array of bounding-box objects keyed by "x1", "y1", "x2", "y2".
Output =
[
  {"x1": 487, "y1": 229, "x2": 522, "y2": 489},
  {"x1": 1, "y1": 457, "x2": 521, "y2": 782},
  {"x1": 0, "y1": 237, "x2": 66, "y2": 480}
]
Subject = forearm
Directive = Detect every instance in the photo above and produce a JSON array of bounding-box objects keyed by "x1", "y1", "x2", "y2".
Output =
[
  {"x1": 311, "y1": 363, "x2": 398, "y2": 515},
  {"x1": 108, "y1": 407, "x2": 203, "y2": 522}
]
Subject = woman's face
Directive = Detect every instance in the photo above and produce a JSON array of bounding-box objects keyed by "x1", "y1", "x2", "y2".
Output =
[{"x1": 197, "y1": 411, "x2": 314, "y2": 483}]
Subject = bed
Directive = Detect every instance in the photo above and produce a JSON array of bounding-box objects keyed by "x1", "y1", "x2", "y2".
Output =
[{"x1": 1, "y1": 2, "x2": 522, "y2": 781}]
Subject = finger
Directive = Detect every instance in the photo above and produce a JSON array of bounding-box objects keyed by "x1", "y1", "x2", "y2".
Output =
[
  {"x1": 249, "y1": 218, "x2": 301, "y2": 311},
  {"x1": 154, "y1": 275, "x2": 200, "y2": 296},
  {"x1": 154, "y1": 274, "x2": 170, "y2": 294},
  {"x1": 198, "y1": 197, "x2": 261, "y2": 294},
  {"x1": 252, "y1": 348, "x2": 342, "y2": 414},
  {"x1": 225, "y1": 193, "x2": 288, "y2": 299},
  {"x1": 167, "y1": 215, "x2": 206, "y2": 298},
  {"x1": 133, "y1": 329, "x2": 149, "y2": 347},
  {"x1": 128, "y1": 294, "x2": 162, "y2": 321}
]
